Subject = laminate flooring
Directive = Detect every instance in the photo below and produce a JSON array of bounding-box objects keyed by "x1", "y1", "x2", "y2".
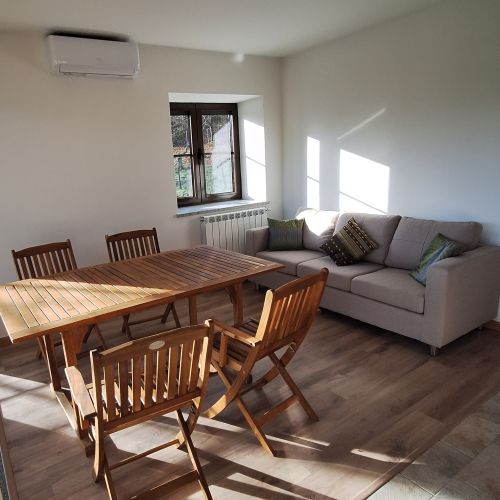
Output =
[
  {"x1": 1, "y1": 283, "x2": 500, "y2": 500},
  {"x1": 369, "y1": 389, "x2": 500, "y2": 499}
]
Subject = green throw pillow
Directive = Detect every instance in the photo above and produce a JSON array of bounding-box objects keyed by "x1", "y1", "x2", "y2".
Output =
[
  {"x1": 268, "y1": 218, "x2": 304, "y2": 251},
  {"x1": 320, "y1": 217, "x2": 378, "y2": 266},
  {"x1": 410, "y1": 233, "x2": 466, "y2": 286}
]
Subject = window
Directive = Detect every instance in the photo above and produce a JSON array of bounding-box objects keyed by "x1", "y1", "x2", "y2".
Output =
[{"x1": 170, "y1": 103, "x2": 242, "y2": 206}]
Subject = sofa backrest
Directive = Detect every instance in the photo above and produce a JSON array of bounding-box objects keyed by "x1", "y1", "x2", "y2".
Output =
[
  {"x1": 334, "y1": 212, "x2": 401, "y2": 265},
  {"x1": 385, "y1": 217, "x2": 483, "y2": 270},
  {"x1": 296, "y1": 208, "x2": 339, "y2": 251}
]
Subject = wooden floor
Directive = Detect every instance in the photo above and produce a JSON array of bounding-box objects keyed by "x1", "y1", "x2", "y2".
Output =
[{"x1": 1, "y1": 283, "x2": 500, "y2": 500}]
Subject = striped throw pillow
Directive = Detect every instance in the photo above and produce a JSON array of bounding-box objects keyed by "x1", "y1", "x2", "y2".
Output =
[
  {"x1": 321, "y1": 218, "x2": 378, "y2": 266},
  {"x1": 268, "y1": 218, "x2": 304, "y2": 251}
]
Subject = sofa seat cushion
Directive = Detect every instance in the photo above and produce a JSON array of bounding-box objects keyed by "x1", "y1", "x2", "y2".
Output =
[
  {"x1": 351, "y1": 268, "x2": 425, "y2": 313},
  {"x1": 256, "y1": 250, "x2": 324, "y2": 276},
  {"x1": 297, "y1": 256, "x2": 384, "y2": 292},
  {"x1": 335, "y1": 212, "x2": 401, "y2": 265},
  {"x1": 385, "y1": 217, "x2": 482, "y2": 270}
]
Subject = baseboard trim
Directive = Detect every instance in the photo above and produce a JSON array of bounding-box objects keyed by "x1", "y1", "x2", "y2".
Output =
[
  {"x1": 0, "y1": 337, "x2": 11, "y2": 348},
  {"x1": 486, "y1": 320, "x2": 500, "y2": 332}
]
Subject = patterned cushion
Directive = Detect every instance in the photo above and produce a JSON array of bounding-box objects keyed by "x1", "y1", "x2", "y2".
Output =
[
  {"x1": 321, "y1": 218, "x2": 378, "y2": 266},
  {"x1": 409, "y1": 233, "x2": 466, "y2": 285},
  {"x1": 267, "y1": 218, "x2": 304, "y2": 251}
]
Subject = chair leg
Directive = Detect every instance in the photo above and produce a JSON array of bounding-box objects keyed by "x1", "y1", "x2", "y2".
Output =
[
  {"x1": 92, "y1": 325, "x2": 107, "y2": 350},
  {"x1": 92, "y1": 423, "x2": 105, "y2": 483},
  {"x1": 182, "y1": 398, "x2": 203, "y2": 440},
  {"x1": 176, "y1": 410, "x2": 213, "y2": 500},
  {"x1": 204, "y1": 354, "x2": 258, "y2": 419},
  {"x1": 253, "y1": 343, "x2": 302, "y2": 391},
  {"x1": 205, "y1": 360, "x2": 276, "y2": 456},
  {"x1": 36, "y1": 338, "x2": 46, "y2": 360},
  {"x1": 161, "y1": 303, "x2": 181, "y2": 328},
  {"x1": 233, "y1": 395, "x2": 277, "y2": 456},
  {"x1": 121, "y1": 314, "x2": 133, "y2": 340},
  {"x1": 269, "y1": 353, "x2": 318, "y2": 422},
  {"x1": 103, "y1": 459, "x2": 117, "y2": 500},
  {"x1": 171, "y1": 303, "x2": 181, "y2": 328},
  {"x1": 83, "y1": 325, "x2": 107, "y2": 350}
]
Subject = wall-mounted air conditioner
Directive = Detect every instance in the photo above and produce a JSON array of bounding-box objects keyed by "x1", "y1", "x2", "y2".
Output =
[{"x1": 47, "y1": 35, "x2": 140, "y2": 78}]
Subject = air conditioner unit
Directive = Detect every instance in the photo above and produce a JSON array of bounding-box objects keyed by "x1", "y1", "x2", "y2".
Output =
[{"x1": 47, "y1": 35, "x2": 140, "y2": 78}]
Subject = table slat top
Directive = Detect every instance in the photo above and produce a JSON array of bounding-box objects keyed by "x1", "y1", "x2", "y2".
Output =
[{"x1": 0, "y1": 246, "x2": 282, "y2": 343}]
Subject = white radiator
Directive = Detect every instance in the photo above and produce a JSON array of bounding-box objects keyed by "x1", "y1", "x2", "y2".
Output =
[{"x1": 200, "y1": 205, "x2": 270, "y2": 253}]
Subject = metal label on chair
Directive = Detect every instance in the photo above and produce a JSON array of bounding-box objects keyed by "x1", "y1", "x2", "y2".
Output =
[{"x1": 148, "y1": 340, "x2": 165, "y2": 351}]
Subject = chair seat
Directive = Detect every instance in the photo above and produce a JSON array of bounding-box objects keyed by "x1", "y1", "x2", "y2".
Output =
[{"x1": 213, "y1": 331, "x2": 252, "y2": 367}]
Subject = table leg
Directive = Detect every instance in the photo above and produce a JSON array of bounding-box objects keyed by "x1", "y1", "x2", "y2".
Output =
[
  {"x1": 189, "y1": 296, "x2": 198, "y2": 325},
  {"x1": 61, "y1": 326, "x2": 88, "y2": 368},
  {"x1": 230, "y1": 282, "x2": 244, "y2": 326},
  {"x1": 58, "y1": 326, "x2": 94, "y2": 453},
  {"x1": 42, "y1": 334, "x2": 61, "y2": 392}
]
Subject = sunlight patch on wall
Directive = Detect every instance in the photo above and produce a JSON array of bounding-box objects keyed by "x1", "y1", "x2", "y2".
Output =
[
  {"x1": 307, "y1": 137, "x2": 320, "y2": 209},
  {"x1": 337, "y1": 108, "x2": 386, "y2": 141},
  {"x1": 243, "y1": 119, "x2": 266, "y2": 201},
  {"x1": 339, "y1": 149, "x2": 390, "y2": 214}
]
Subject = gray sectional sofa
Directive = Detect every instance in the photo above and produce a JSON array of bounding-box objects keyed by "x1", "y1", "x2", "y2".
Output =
[{"x1": 246, "y1": 209, "x2": 500, "y2": 354}]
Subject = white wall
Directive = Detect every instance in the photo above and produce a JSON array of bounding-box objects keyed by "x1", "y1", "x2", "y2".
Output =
[
  {"x1": 0, "y1": 32, "x2": 282, "y2": 336},
  {"x1": 282, "y1": 0, "x2": 500, "y2": 319},
  {"x1": 283, "y1": 0, "x2": 500, "y2": 237},
  {"x1": 238, "y1": 97, "x2": 268, "y2": 201}
]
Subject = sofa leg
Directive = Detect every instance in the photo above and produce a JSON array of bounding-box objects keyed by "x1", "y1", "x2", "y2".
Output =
[{"x1": 430, "y1": 346, "x2": 439, "y2": 357}]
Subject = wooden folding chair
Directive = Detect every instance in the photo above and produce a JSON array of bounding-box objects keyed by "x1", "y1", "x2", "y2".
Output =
[
  {"x1": 11, "y1": 240, "x2": 106, "y2": 361},
  {"x1": 65, "y1": 321, "x2": 214, "y2": 500},
  {"x1": 105, "y1": 228, "x2": 181, "y2": 339},
  {"x1": 205, "y1": 269, "x2": 328, "y2": 456}
]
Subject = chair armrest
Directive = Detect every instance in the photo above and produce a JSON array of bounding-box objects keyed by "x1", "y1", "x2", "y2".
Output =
[
  {"x1": 423, "y1": 245, "x2": 500, "y2": 347},
  {"x1": 213, "y1": 319, "x2": 260, "y2": 347},
  {"x1": 65, "y1": 366, "x2": 97, "y2": 420},
  {"x1": 245, "y1": 227, "x2": 269, "y2": 256}
]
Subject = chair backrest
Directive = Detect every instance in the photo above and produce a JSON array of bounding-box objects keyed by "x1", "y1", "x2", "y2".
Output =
[
  {"x1": 105, "y1": 228, "x2": 161, "y2": 262},
  {"x1": 255, "y1": 268, "x2": 328, "y2": 352},
  {"x1": 90, "y1": 322, "x2": 213, "y2": 432},
  {"x1": 11, "y1": 240, "x2": 78, "y2": 280}
]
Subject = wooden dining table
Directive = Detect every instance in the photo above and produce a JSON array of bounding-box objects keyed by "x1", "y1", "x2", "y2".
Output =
[{"x1": 0, "y1": 245, "x2": 282, "y2": 439}]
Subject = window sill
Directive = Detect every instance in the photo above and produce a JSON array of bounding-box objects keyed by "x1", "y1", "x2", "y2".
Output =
[{"x1": 176, "y1": 200, "x2": 269, "y2": 218}]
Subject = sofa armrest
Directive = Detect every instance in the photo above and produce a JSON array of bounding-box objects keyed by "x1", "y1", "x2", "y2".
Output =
[
  {"x1": 245, "y1": 227, "x2": 269, "y2": 256},
  {"x1": 423, "y1": 245, "x2": 500, "y2": 348}
]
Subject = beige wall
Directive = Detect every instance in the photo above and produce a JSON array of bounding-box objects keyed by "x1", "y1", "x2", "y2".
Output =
[{"x1": 282, "y1": 0, "x2": 500, "y2": 318}]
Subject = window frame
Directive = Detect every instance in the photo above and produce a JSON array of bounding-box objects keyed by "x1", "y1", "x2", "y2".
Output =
[{"x1": 170, "y1": 102, "x2": 242, "y2": 207}]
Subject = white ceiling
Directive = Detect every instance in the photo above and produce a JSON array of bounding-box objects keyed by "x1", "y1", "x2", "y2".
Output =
[{"x1": 0, "y1": 0, "x2": 441, "y2": 57}]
